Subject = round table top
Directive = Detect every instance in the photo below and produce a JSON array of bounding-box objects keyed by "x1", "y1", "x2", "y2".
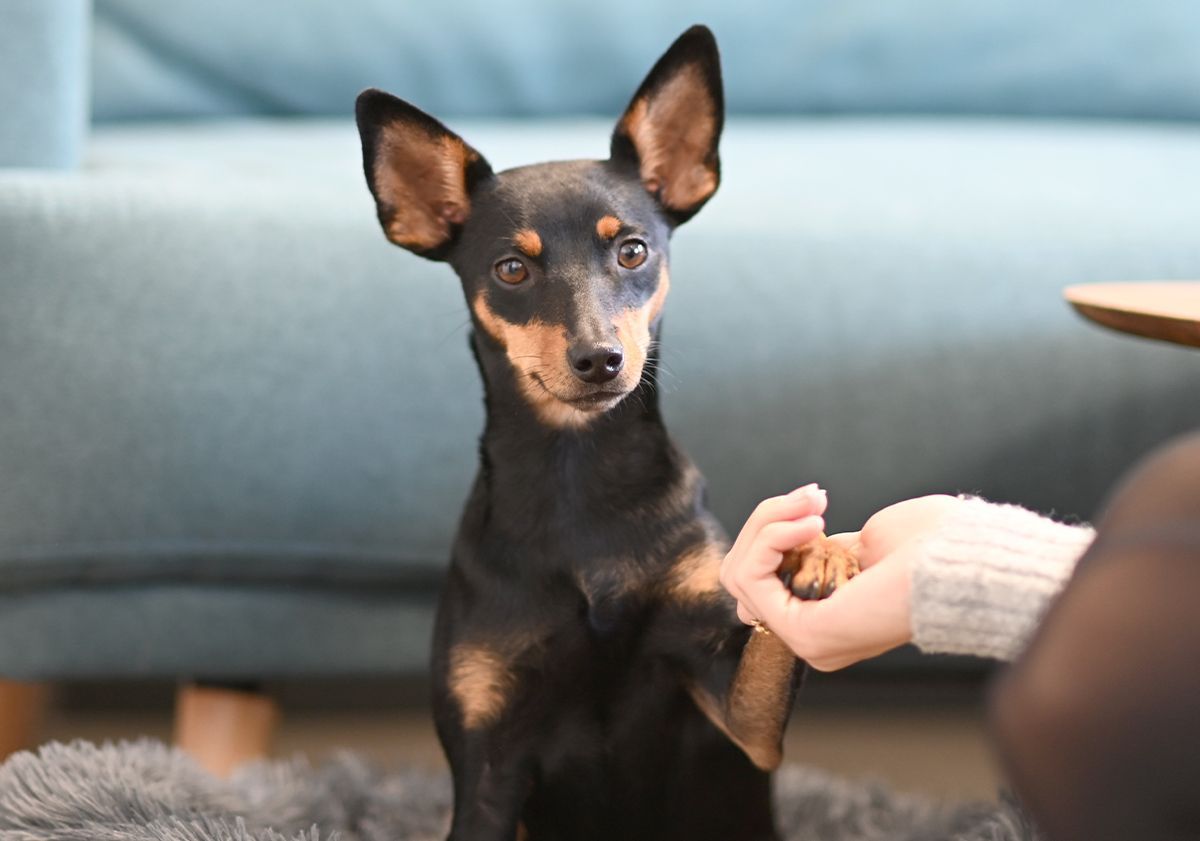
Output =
[{"x1": 1064, "y1": 282, "x2": 1200, "y2": 349}]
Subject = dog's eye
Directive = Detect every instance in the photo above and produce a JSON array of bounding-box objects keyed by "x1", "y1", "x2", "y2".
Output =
[
  {"x1": 617, "y1": 239, "x2": 648, "y2": 269},
  {"x1": 494, "y1": 258, "x2": 529, "y2": 285}
]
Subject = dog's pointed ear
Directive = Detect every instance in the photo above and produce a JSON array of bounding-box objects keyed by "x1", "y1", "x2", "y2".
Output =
[
  {"x1": 356, "y1": 89, "x2": 494, "y2": 260},
  {"x1": 610, "y1": 25, "x2": 724, "y2": 225}
]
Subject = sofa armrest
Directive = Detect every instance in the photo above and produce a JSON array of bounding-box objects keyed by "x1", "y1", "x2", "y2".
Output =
[{"x1": 0, "y1": 0, "x2": 89, "y2": 168}]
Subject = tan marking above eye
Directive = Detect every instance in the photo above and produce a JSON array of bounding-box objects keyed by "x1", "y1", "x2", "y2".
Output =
[
  {"x1": 596, "y1": 215, "x2": 622, "y2": 240},
  {"x1": 513, "y1": 228, "x2": 543, "y2": 257},
  {"x1": 495, "y1": 257, "x2": 529, "y2": 285}
]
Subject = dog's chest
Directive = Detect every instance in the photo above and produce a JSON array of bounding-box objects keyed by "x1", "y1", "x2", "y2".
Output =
[
  {"x1": 572, "y1": 536, "x2": 727, "y2": 642},
  {"x1": 576, "y1": 563, "x2": 656, "y2": 639}
]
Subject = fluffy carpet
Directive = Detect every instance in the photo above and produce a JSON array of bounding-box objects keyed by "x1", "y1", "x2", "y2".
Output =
[{"x1": 0, "y1": 740, "x2": 1039, "y2": 841}]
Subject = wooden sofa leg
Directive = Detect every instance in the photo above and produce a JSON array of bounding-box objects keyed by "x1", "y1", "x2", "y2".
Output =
[
  {"x1": 174, "y1": 683, "x2": 278, "y2": 777},
  {"x1": 0, "y1": 681, "x2": 49, "y2": 762}
]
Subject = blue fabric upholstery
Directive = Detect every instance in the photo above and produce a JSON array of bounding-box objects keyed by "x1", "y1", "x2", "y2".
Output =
[
  {"x1": 2, "y1": 117, "x2": 1199, "y2": 676},
  {"x1": 92, "y1": 0, "x2": 1200, "y2": 122},
  {"x1": 0, "y1": 0, "x2": 90, "y2": 167}
]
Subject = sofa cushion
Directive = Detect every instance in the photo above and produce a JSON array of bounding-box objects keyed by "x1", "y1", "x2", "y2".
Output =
[
  {"x1": 92, "y1": 0, "x2": 1200, "y2": 122},
  {"x1": 2, "y1": 116, "x2": 1199, "y2": 601}
]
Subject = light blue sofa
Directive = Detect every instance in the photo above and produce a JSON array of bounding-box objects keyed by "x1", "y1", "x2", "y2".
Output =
[{"x1": 2, "y1": 0, "x2": 1199, "y2": 681}]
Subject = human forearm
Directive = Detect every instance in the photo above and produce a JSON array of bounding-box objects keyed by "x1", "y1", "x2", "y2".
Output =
[{"x1": 912, "y1": 497, "x2": 1095, "y2": 661}]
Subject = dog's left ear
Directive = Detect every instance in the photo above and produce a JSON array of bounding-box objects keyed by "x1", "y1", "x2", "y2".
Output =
[{"x1": 610, "y1": 25, "x2": 724, "y2": 225}]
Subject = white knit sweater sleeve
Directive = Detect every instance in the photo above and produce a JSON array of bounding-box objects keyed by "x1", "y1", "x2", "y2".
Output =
[{"x1": 910, "y1": 496, "x2": 1096, "y2": 662}]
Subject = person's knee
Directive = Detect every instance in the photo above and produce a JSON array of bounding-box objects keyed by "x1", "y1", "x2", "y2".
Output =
[
  {"x1": 989, "y1": 644, "x2": 1088, "y2": 778},
  {"x1": 987, "y1": 606, "x2": 1126, "y2": 841},
  {"x1": 990, "y1": 542, "x2": 1173, "y2": 756},
  {"x1": 989, "y1": 538, "x2": 1200, "y2": 840},
  {"x1": 1095, "y1": 430, "x2": 1200, "y2": 540}
]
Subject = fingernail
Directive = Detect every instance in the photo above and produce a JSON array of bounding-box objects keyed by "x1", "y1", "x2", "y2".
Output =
[{"x1": 790, "y1": 483, "x2": 818, "y2": 497}]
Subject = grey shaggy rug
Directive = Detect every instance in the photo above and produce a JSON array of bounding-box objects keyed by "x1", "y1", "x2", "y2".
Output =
[{"x1": 0, "y1": 740, "x2": 1039, "y2": 841}]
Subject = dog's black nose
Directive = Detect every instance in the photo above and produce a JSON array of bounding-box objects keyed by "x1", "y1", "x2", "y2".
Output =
[{"x1": 568, "y1": 344, "x2": 624, "y2": 384}]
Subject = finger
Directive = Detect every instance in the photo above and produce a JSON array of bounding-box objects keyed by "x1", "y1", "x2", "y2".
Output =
[
  {"x1": 736, "y1": 601, "x2": 758, "y2": 626},
  {"x1": 726, "y1": 516, "x2": 826, "y2": 606},
  {"x1": 720, "y1": 543, "x2": 763, "y2": 606},
  {"x1": 730, "y1": 486, "x2": 826, "y2": 558},
  {"x1": 741, "y1": 516, "x2": 826, "y2": 579},
  {"x1": 723, "y1": 494, "x2": 824, "y2": 596},
  {"x1": 719, "y1": 552, "x2": 747, "y2": 605},
  {"x1": 732, "y1": 567, "x2": 795, "y2": 630},
  {"x1": 730, "y1": 489, "x2": 817, "y2": 559},
  {"x1": 759, "y1": 515, "x2": 826, "y2": 553}
]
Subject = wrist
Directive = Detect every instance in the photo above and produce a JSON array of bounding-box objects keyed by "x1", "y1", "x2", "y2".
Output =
[{"x1": 911, "y1": 496, "x2": 1094, "y2": 661}]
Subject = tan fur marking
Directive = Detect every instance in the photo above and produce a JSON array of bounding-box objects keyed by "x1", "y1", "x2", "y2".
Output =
[
  {"x1": 620, "y1": 64, "x2": 718, "y2": 212},
  {"x1": 471, "y1": 295, "x2": 596, "y2": 429},
  {"x1": 688, "y1": 628, "x2": 798, "y2": 771},
  {"x1": 670, "y1": 542, "x2": 724, "y2": 601},
  {"x1": 596, "y1": 215, "x2": 622, "y2": 240},
  {"x1": 722, "y1": 630, "x2": 800, "y2": 770},
  {"x1": 647, "y1": 265, "x2": 671, "y2": 323},
  {"x1": 374, "y1": 132, "x2": 473, "y2": 251},
  {"x1": 448, "y1": 643, "x2": 516, "y2": 730},
  {"x1": 613, "y1": 266, "x2": 670, "y2": 381},
  {"x1": 513, "y1": 229, "x2": 543, "y2": 257}
]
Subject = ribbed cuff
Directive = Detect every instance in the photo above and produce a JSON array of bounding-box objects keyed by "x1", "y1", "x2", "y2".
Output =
[{"x1": 911, "y1": 496, "x2": 1095, "y2": 662}]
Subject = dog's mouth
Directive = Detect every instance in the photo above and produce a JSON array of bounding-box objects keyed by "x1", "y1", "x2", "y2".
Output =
[
  {"x1": 530, "y1": 373, "x2": 628, "y2": 413},
  {"x1": 566, "y1": 390, "x2": 626, "y2": 409}
]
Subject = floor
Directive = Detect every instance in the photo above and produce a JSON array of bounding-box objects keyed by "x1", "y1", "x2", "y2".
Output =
[{"x1": 38, "y1": 673, "x2": 1004, "y2": 804}]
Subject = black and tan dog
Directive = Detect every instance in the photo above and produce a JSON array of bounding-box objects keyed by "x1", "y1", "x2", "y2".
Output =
[{"x1": 356, "y1": 26, "x2": 855, "y2": 841}]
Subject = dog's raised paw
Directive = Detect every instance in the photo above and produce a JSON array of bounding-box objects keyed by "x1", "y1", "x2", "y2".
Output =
[{"x1": 778, "y1": 537, "x2": 860, "y2": 600}]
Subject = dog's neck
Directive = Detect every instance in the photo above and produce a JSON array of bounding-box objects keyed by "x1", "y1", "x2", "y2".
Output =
[{"x1": 468, "y1": 328, "x2": 688, "y2": 527}]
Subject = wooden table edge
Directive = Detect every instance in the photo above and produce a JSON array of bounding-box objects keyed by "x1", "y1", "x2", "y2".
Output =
[{"x1": 1064, "y1": 283, "x2": 1200, "y2": 350}]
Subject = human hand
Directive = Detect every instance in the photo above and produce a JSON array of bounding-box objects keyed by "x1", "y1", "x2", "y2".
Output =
[
  {"x1": 721, "y1": 492, "x2": 965, "y2": 671},
  {"x1": 719, "y1": 482, "x2": 829, "y2": 628}
]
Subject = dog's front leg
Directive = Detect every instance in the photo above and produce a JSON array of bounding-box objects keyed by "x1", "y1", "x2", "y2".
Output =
[
  {"x1": 687, "y1": 629, "x2": 799, "y2": 771},
  {"x1": 433, "y1": 632, "x2": 539, "y2": 841},
  {"x1": 686, "y1": 536, "x2": 860, "y2": 770},
  {"x1": 443, "y1": 732, "x2": 533, "y2": 841}
]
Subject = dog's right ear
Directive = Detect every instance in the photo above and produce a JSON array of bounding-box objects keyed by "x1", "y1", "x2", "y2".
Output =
[{"x1": 355, "y1": 89, "x2": 494, "y2": 260}]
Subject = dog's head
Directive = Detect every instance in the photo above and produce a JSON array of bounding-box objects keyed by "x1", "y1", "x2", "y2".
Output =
[{"x1": 356, "y1": 26, "x2": 723, "y2": 428}]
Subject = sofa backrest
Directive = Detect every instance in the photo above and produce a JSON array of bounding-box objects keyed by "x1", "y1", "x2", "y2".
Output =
[{"x1": 92, "y1": 0, "x2": 1200, "y2": 123}]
